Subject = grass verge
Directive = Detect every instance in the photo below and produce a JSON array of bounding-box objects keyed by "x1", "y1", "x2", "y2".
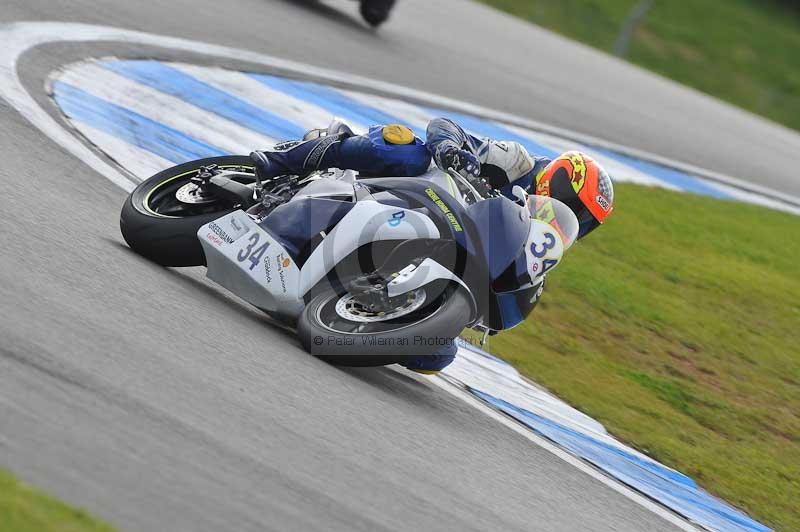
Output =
[
  {"x1": 479, "y1": 184, "x2": 800, "y2": 530},
  {"x1": 0, "y1": 468, "x2": 113, "y2": 532},
  {"x1": 478, "y1": 0, "x2": 800, "y2": 133}
]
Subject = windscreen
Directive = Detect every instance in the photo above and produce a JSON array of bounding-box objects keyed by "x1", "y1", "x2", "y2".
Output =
[{"x1": 527, "y1": 195, "x2": 579, "y2": 250}]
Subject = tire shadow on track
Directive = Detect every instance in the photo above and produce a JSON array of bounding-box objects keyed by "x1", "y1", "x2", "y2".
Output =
[
  {"x1": 338, "y1": 365, "x2": 429, "y2": 391},
  {"x1": 333, "y1": 366, "x2": 462, "y2": 416}
]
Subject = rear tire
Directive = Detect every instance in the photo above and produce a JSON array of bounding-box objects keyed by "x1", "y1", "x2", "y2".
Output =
[
  {"x1": 298, "y1": 285, "x2": 471, "y2": 367},
  {"x1": 120, "y1": 156, "x2": 252, "y2": 267}
]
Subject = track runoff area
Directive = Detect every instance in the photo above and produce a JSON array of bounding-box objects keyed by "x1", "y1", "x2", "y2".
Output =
[{"x1": 3, "y1": 22, "x2": 780, "y2": 532}]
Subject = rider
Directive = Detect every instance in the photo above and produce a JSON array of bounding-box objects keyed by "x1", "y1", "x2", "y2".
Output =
[{"x1": 250, "y1": 118, "x2": 615, "y2": 373}]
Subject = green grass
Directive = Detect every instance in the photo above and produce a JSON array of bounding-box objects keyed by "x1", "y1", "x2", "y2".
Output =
[
  {"x1": 479, "y1": 0, "x2": 800, "y2": 133},
  {"x1": 0, "y1": 469, "x2": 114, "y2": 532},
  {"x1": 478, "y1": 184, "x2": 800, "y2": 530}
]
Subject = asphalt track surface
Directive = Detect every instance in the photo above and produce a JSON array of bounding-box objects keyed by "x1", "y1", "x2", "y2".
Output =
[{"x1": 1, "y1": 0, "x2": 791, "y2": 530}]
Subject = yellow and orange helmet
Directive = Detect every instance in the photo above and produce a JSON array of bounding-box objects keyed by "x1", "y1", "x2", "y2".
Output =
[{"x1": 535, "y1": 151, "x2": 614, "y2": 238}]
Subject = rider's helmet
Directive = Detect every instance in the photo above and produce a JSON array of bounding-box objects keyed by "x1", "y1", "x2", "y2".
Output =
[{"x1": 534, "y1": 151, "x2": 614, "y2": 238}]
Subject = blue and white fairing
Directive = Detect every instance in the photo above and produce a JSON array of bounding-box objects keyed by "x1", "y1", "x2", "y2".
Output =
[
  {"x1": 197, "y1": 168, "x2": 576, "y2": 333},
  {"x1": 197, "y1": 195, "x2": 440, "y2": 316},
  {"x1": 473, "y1": 193, "x2": 577, "y2": 330},
  {"x1": 465, "y1": 197, "x2": 535, "y2": 330},
  {"x1": 360, "y1": 178, "x2": 577, "y2": 332}
]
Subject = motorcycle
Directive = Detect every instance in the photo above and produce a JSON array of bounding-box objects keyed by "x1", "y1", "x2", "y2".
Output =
[{"x1": 120, "y1": 150, "x2": 579, "y2": 366}]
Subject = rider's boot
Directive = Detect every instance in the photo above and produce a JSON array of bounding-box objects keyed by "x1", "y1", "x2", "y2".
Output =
[
  {"x1": 248, "y1": 151, "x2": 289, "y2": 214},
  {"x1": 250, "y1": 131, "x2": 352, "y2": 180}
]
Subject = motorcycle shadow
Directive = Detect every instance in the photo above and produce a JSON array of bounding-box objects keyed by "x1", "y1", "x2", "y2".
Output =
[
  {"x1": 336, "y1": 364, "x2": 445, "y2": 397},
  {"x1": 109, "y1": 239, "x2": 299, "y2": 342},
  {"x1": 110, "y1": 240, "x2": 444, "y2": 385}
]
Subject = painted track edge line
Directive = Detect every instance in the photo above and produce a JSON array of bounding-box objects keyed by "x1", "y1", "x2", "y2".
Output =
[{"x1": 428, "y1": 374, "x2": 704, "y2": 532}]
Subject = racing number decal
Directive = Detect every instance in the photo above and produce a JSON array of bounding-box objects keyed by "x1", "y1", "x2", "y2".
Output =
[
  {"x1": 530, "y1": 232, "x2": 556, "y2": 258},
  {"x1": 237, "y1": 232, "x2": 270, "y2": 271},
  {"x1": 537, "y1": 259, "x2": 558, "y2": 278},
  {"x1": 237, "y1": 233, "x2": 258, "y2": 262},
  {"x1": 530, "y1": 229, "x2": 560, "y2": 278}
]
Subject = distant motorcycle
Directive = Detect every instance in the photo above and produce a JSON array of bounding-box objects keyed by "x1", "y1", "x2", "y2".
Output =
[
  {"x1": 358, "y1": 0, "x2": 395, "y2": 27},
  {"x1": 120, "y1": 151, "x2": 578, "y2": 366}
]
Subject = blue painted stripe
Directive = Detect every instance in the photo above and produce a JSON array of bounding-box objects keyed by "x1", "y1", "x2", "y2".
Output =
[
  {"x1": 249, "y1": 74, "x2": 428, "y2": 138},
  {"x1": 472, "y1": 389, "x2": 769, "y2": 532},
  {"x1": 53, "y1": 81, "x2": 225, "y2": 163},
  {"x1": 591, "y1": 147, "x2": 731, "y2": 199},
  {"x1": 99, "y1": 60, "x2": 304, "y2": 142}
]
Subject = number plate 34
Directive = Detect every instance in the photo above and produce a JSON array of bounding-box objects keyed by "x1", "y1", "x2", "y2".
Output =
[
  {"x1": 198, "y1": 212, "x2": 302, "y2": 312},
  {"x1": 525, "y1": 219, "x2": 566, "y2": 280}
]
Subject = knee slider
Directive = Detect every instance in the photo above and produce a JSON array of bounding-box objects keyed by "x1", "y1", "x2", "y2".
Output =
[{"x1": 382, "y1": 124, "x2": 415, "y2": 145}]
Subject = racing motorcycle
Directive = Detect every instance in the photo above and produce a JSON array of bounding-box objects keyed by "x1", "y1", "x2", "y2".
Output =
[{"x1": 120, "y1": 150, "x2": 579, "y2": 366}]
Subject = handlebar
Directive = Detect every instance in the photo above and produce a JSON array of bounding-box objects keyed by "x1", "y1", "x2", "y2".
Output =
[{"x1": 445, "y1": 167, "x2": 497, "y2": 203}]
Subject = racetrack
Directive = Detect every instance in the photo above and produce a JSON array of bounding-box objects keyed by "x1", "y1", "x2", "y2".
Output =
[{"x1": 0, "y1": 1, "x2": 792, "y2": 531}]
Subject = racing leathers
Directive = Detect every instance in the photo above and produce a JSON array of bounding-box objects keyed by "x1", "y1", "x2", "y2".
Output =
[{"x1": 250, "y1": 123, "x2": 431, "y2": 180}]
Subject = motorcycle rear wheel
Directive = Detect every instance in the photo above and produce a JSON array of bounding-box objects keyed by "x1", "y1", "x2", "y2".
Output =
[
  {"x1": 120, "y1": 156, "x2": 252, "y2": 267},
  {"x1": 298, "y1": 285, "x2": 470, "y2": 366}
]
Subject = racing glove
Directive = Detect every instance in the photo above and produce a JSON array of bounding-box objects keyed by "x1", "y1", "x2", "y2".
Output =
[
  {"x1": 436, "y1": 145, "x2": 480, "y2": 178},
  {"x1": 435, "y1": 145, "x2": 494, "y2": 197}
]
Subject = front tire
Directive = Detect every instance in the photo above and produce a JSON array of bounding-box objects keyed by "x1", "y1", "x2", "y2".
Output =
[
  {"x1": 120, "y1": 156, "x2": 252, "y2": 267},
  {"x1": 298, "y1": 285, "x2": 471, "y2": 366}
]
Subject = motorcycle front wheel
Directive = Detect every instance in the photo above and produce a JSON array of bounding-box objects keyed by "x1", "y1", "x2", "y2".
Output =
[
  {"x1": 120, "y1": 155, "x2": 253, "y2": 267},
  {"x1": 298, "y1": 285, "x2": 471, "y2": 366}
]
